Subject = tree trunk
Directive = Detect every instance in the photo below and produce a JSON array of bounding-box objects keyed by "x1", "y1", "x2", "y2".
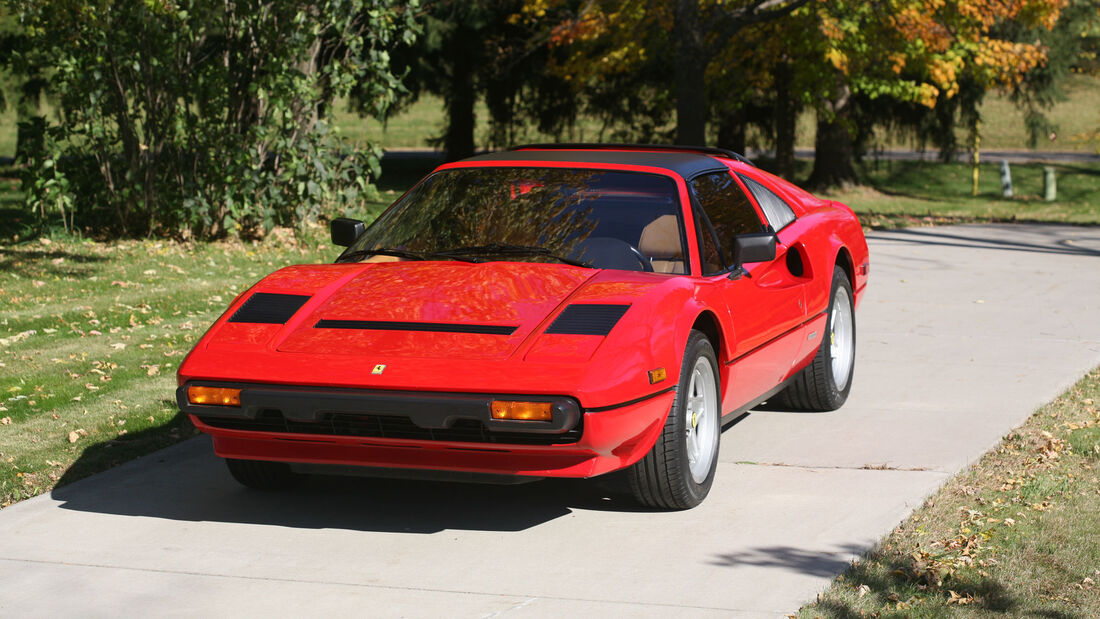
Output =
[
  {"x1": 716, "y1": 108, "x2": 746, "y2": 154},
  {"x1": 773, "y1": 62, "x2": 797, "y2": 180},
  {"x1": 807, "y1": 82, "x2": 857, "y2": 189},
  {"x1": 443, "y1": 24, "x2": 477, "y2": 162},
  {"x1": 674, "y1": 0, "x2": 706, "y2": 146}
]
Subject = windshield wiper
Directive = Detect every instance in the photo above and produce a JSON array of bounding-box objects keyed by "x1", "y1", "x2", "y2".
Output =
[
  {"x1": 336, "y1": 248, "x2": 428, "y2": 263},
  {"x1": 337, "y1": 247, "x2": 481, "y2": 264},
  {"x1": 437, "y1": 243, "x2": 593, "y2": 268}
]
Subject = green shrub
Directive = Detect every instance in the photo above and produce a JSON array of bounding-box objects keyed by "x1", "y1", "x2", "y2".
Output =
[{"x1": 12, "y1": 0, "x2": 418, "y2": 239}]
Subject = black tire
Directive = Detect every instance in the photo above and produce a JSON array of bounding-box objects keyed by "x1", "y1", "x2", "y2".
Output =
[
  {"x1": 225, "y1": 458, "x2": 299, "y2": 490},
  {"x1": 773, "y1": 268, "x2": 856, "y2": 412},
  {"x1": 628, "y1": 330, "x2": 721, "y2": 510}
]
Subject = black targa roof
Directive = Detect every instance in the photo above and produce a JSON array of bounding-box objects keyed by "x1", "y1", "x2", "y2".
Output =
[{"x1": 461, "y1": 148, "x2": 732, "y2": 180}]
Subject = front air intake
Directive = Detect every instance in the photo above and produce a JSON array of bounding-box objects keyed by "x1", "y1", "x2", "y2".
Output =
[
  {"x1": 228, "y1": 293, "x2": 311, "y2": 324},
  {"x1": 544, "y1": 304, "x2": 630, "y2": 336}
]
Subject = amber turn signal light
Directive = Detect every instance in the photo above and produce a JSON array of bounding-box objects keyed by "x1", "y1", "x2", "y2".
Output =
[
  {"x1": 648, "y1": 367, "x2": 667, "y2": 384},
  {"x1": 490, "y1": 400, "x2": 553, "y2": 421},
  {"x1": 188, "y1": 386, "x2": 241, "y2": 407}
]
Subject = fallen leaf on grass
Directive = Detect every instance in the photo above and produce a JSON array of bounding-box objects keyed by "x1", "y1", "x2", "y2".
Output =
[
  {"x1": 857, "y1": 584, "x2": 871, "y2": 598},
  {"x1": 67, "y1": 428, "x2": 87, "y2": 443},
  {"x1": 947, "y1": 590, "x2": 975, "y2": 605},
  {"x1": 110, "y1": 343, "x2": 126, "y2": 350},
  {"x1": 0, "y1": 330, "x2": 37, "y2": 347},
  {"x1": 0, "y1": 417, "x2": 11, "y2": 425},
  {"x1": 141, "y1": 364, "x2": 160, "y2": 376}
]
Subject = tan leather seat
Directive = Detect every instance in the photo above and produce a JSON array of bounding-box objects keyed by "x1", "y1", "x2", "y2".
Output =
[{"x1": 638, "y1": 215, "x2": 685, "y2": 274}]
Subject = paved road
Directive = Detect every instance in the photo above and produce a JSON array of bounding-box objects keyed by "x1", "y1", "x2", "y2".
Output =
[
  {"x1": 781, "y1": 148, "x2": 1100, "y2": 164},
  {"x1": 2, "y1": 224, "x2": 1100, "y2": 617},
  {"x1": 376, "y1": 148, "x2": 1100, "y2": 165}
]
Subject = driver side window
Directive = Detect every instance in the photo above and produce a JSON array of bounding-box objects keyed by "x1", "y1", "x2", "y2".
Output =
[{"x1": 689, "y1": 172, "x2": 767, "y2": 273}]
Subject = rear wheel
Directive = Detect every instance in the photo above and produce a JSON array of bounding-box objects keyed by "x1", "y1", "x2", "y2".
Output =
[
  {"x1": 773, "y1": 268, "x2": 855, "y2": 411},
  {"x1": 225, "y1": 458, "x2": 299, "y2": 490},
  {"x1": 629, "y1": 330, "x2": 720, "y2": 510}
]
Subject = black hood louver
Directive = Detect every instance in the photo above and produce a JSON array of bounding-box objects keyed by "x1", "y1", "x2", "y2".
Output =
[
  {"x1": 545, "y1": 304, "x2": 630, "y2": 336},
  {"x1": 314, "y1": 320, "x2": 517, "y2": 335},
  {"x1": 228, "y1": 293, "x2": 311, "y2": 324}
]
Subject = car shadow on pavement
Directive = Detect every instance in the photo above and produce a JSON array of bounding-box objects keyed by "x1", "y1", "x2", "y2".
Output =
[
  {"x1": 50, "y1": 436, "x2": 657, "y2": 534},
  {"x1": 872, "y1": 225, "x2": 1100, "y2": 258}
]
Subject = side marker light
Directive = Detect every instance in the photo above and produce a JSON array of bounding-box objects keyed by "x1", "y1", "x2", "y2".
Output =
[
  {"x1": 188, "y1": 386, "x2": 241, "y2": 407},
  {"x1": 490, "y1": 400, "x2": 553, "y2": 421},
  {"x1": 648, "y1": 368, "x2": 667, "y2": 384}
]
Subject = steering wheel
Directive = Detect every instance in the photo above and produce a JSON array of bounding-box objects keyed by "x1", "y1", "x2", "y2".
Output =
[{"x1": 571, "y1": 237, "x2": 654, "y2": 272}]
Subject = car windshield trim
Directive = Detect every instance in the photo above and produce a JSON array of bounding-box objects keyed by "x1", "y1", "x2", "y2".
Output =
[
  {"x1": 343, "y1": 166, "x2": 688, "y2": 274},
  {"x1": 336, "y1": 248, "x2": 481, "y2": 264}
]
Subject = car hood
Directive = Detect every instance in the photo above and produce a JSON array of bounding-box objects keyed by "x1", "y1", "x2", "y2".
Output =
[{"x1": 238, "y1": 261, "x2": 599, "y2": 360}]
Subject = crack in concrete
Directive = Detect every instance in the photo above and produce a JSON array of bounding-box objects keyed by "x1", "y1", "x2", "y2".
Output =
[{"x1": 732, "y1": 461, "x2": 947, "y2": 474}]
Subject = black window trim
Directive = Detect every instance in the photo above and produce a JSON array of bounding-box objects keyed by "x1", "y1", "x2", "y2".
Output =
[
  {"x1": 686, "y1": 169, "x2": 772, "y2": 277},
  {"x1": 690, "y1": 196, "x2": 731, "y2": 276},
  {"x1": 735, "y1": 172, "x2": 798, "y2": 233}
]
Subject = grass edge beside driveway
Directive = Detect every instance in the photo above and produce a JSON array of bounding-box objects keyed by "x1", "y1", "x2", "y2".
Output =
[{"x1": 797, "y1": 366, "x2": 1100, "y2": 617}]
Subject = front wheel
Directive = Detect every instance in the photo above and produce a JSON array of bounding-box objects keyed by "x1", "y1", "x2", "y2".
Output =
[
  {"x1": 773, "y1": 268, "x2": 856, "y2": 411},
  {"x1": 628, "y1": 330, "x2": 721, "y2": 510}
]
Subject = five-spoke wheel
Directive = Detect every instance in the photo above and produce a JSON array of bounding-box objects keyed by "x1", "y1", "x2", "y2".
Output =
[{"x1": 629, "y1": 330, "x2": 721, "y2": 509}]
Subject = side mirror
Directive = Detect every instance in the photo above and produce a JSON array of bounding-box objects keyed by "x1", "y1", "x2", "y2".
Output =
[
  {"x1": 330, "y1": 218, "x2": 365, "y2": 247},
  {"x1": 732, "y1": 232, "x2": 777, "y2": 266}
]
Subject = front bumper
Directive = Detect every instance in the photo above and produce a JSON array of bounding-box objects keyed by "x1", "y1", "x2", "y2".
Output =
[{"x1": 181, "y1": 382, "x2": 675, "y2": 478}]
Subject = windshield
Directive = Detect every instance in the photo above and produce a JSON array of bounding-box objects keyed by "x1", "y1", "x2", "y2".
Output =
[{"x1": 341, "y1": 167, "x2": 687, "y2": 274}]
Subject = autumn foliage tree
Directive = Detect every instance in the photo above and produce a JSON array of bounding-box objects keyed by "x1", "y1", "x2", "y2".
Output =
[
  {"x1": 534, "y1": 0, "x2": 1069, "y2": 188},
  {"x1": 533, "y1": 0, "x2": 809, "y2": 145}
]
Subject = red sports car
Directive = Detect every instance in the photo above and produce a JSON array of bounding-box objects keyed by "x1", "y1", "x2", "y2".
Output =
[{"x1": 177, "y1": 144, "x2": 869, "y2": 509}]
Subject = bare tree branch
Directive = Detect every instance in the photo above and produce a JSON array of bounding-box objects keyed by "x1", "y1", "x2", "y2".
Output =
[{"x1": 707, "y1": 0, "x2": 812, "y2": 47}]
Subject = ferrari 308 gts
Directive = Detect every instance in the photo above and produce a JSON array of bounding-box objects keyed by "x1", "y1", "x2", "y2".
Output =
[{"x1": 177, "y1": 144, "x2": 869, "y2": 509}]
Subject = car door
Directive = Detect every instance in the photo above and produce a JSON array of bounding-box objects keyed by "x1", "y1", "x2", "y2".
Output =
[{"x1": 689, "y1": 170, "x2": 807, "y2": 412}]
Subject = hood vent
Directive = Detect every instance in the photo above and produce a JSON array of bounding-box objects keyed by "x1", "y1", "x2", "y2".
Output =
[
  {"x1": 229, "y1": 293, "x2": 311, "y2": 324},
  {"x1": 314, "y1": 319, "x2": 517, "y2": 335},
  {"x1": 545, "y1": 304, "x2": 630, "y2": 336}
]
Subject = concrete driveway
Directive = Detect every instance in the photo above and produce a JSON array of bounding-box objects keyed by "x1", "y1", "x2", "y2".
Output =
[{"x1": 2, "y1": 224, "x2": 1099, "y2": 617}]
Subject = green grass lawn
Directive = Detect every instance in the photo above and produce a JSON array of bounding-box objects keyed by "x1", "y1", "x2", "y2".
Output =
[
  {"x1": 334, "y1": 74, "x2": 1100, "y2": 154},
  {"x1": 798, "y1": 367, "x2": 1100, "y2": 617},
  {"x1": 826, "y1": 160, "x2": 1100, "y2": 228},
  {"x1": 5, "y1": 75, "x2": 1099, "y2": 158},
  {"x1": 793, "y1": 73, "x2": 1100, "y2": 154},
  {"x1": 0, "y1": 205, "x2": 395, "y2": 506}
]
